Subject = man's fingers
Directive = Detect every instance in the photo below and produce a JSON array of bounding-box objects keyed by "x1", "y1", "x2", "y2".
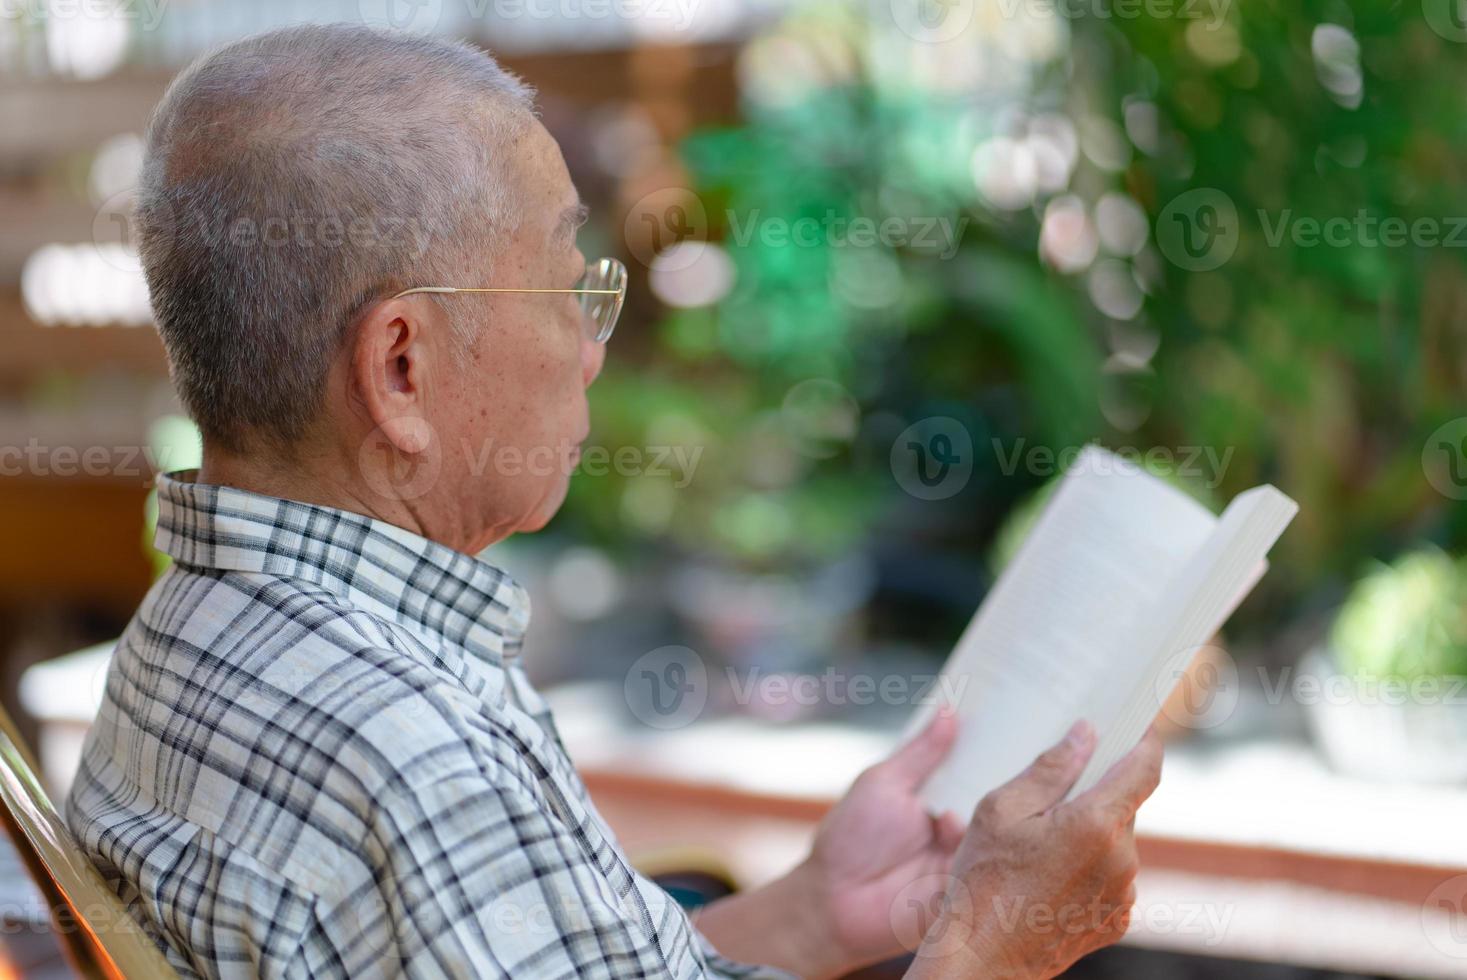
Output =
[
  {"x1": 981, "y1": 720, "x2": 1095, "y2": 820},
  {"x1": 1068, "y1": 726, "x2": 1164, "y2": 819},
  {"x1": 878, "y1": 705, "x2": 958, "y2": 790},
  {"x1": 933, "y1": 809, "x2": 966, "y2": 852}
]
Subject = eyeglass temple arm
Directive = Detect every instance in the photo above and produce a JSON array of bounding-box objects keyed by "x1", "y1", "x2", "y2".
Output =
[{"x1": 392, "y1": 286, "x2": 623, "y2": 299}]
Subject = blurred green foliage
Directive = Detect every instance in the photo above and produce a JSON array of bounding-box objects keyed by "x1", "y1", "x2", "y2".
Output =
[
  {"x1": 1331, "y1": 548, "x2": 1467, "y2": 679},
  {"x1": 567, "y1": 0, "x2": 1467, "y2": 629}
]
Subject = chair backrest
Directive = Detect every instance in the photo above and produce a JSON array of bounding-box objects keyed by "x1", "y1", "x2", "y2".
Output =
[{"x1": 0, "y1": 703, "x2": 179, "y2": 980}]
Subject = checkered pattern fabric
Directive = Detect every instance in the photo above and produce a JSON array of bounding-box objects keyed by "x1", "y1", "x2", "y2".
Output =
[{"x1": 66, "y1": 472, "x2": 788, "y2": 980}]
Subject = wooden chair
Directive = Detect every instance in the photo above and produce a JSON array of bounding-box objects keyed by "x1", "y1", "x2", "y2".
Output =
[{"x1": 0, "y1": 703, "x2": 178, "y2": 979}]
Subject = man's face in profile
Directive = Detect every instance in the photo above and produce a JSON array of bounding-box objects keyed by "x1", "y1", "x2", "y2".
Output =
[{"x1": 427, "y1": 119, "x2": 607, "y2": 543}]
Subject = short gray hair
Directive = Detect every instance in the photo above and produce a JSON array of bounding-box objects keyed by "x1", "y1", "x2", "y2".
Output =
[{"x1": 136, "y1": 24, "x2": 536, "y2": 454}]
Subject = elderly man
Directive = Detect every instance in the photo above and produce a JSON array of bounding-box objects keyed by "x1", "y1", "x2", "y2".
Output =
[{"x1": 66, "y1": 24, "x2": 1161, "y2": 980}]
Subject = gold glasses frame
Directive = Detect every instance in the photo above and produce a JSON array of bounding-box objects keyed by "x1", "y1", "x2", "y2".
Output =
[{"x1": 391, "y1": 256, "x2": 628, "y2": 343}]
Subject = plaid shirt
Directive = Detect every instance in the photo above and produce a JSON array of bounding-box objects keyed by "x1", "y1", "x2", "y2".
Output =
[{"x1": 66, "y1": 473, "x2": 788, "y2": 980}]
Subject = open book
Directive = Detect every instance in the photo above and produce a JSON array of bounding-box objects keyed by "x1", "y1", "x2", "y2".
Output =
[{"x1": 910, "y1": 445, "x2": 1298, "y2": 817}]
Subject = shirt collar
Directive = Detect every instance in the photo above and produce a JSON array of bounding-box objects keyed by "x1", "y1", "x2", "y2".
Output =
[{"x1": 153, "y1": 470, "x2": 531, "y2": 664}]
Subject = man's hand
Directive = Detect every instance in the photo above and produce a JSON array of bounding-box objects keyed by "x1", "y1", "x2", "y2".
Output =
[
  {"x1": 692, "y1": 708, "x2": 968, "y2": 978},
  {"x1": 909, "y1": 722, "x2": 1164, "y2": 979},
  {"x1": 693, "y1": 715, "x2": 1161, "y2": 980},
  {"x1": 796, "y1": 706, "x2": 970, "y2": 972}
]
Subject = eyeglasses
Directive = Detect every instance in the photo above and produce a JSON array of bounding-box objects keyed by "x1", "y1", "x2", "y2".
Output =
[{"x1": 391, "y1": 256, "x2": 628, "y2": 343}]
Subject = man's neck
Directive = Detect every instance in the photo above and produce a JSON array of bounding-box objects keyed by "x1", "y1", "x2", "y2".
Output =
[
  {"x1": 196, "y1": 444, "x2": 431, "y2": 540},
  {"x1": 195, "y1": 438, "x2": 522, "y2": 557}
]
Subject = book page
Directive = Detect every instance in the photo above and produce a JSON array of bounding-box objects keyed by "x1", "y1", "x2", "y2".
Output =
[
  {"x1": 915, "y1": 447, "x2": 1218, "y2": 818},
  {"x1": 1064, "y1": 485, "x2": 1298, "y2": 800}
]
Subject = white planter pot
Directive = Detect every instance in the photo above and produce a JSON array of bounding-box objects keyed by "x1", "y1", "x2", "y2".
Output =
[{"x1": 1301, "y1": 648, "x2": 1467, "y2": 784}]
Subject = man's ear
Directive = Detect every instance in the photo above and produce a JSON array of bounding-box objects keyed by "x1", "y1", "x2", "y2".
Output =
[{"x1": 349, "y1": 297, "x2": 433, "y2": 455}]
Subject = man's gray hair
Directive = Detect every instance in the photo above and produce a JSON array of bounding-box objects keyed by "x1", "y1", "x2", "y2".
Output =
[{"x1": 136, "y1": 24, "x2": 536, "y2": 454}]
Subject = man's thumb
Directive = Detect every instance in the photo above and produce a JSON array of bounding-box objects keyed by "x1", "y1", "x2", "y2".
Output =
[
  {"x1": 881, "y1": 706, "x2": 958, "y2": 789},
  {"x1": 1000, "y1": 720, "x2": 1095, "y2": 816}
]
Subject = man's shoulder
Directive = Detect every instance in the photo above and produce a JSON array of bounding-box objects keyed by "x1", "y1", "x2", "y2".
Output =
[
  {"x1": 116, "y1": 563, "x2": 505, "y2": 794},
  {"x1": 70, "y1": 563, "x2": 530, "y2": 902},
  {"x1": 140, "y1": 561, "x2": 413, "y2": 659}
]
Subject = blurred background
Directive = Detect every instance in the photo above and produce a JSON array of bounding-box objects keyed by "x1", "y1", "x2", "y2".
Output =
[{"x1": 1, "y1": 0, "x2": 1466, "y2": 976}]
